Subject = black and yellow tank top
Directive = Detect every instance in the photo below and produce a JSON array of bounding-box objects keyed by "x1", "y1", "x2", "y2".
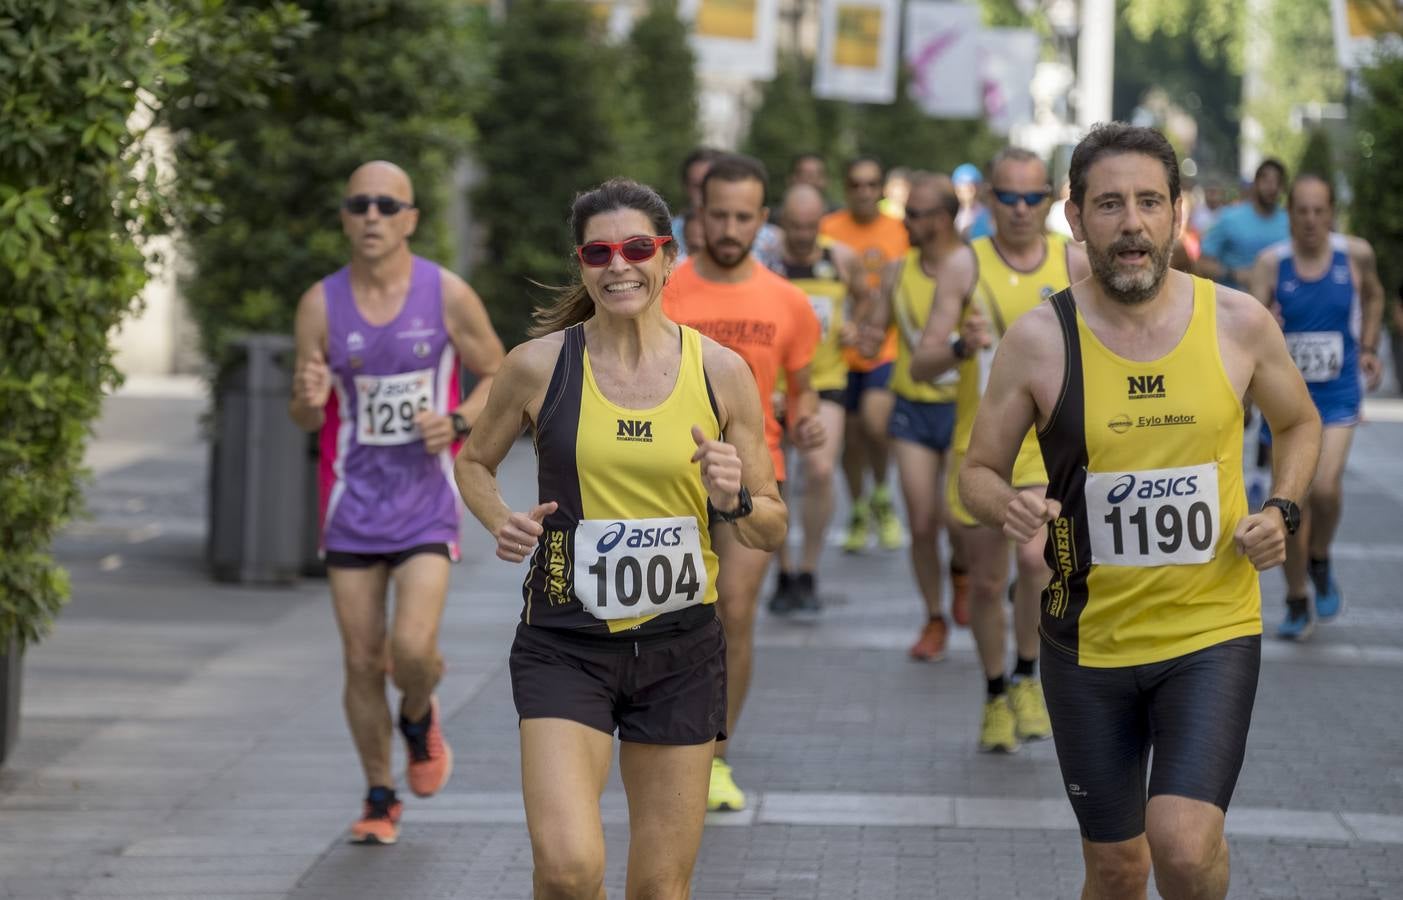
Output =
[
  {"x1": 890, "y1": 248, "x2": 958, "y2": 403},
  {"x1": 525, "y1": 323, "x2": 721, "y2": 637},
  {"x1": 780, "y1": 242, "x2": 848, "y2": 392},
  {"x1": 1039, "y1": 278, "x2": 1261, "y2": 668}
]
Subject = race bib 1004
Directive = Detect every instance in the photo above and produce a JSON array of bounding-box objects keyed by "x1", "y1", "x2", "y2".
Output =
[
  {"x1": 573, "y1": 516, "x2": 708, "y2": 620},
  {"x1": 1285, "y1": 331, "x2": 1344, "y2": 383},
  {"x1": 1084, "y1": 462, "x2": 1219, "y2": 567},
  {"x1": 355, "y1": 369, "x2": 434, "y2": 446}
]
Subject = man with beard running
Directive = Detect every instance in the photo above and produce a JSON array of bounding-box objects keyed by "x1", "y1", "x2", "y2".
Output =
[
  {"x1": 664, "y1": 153, "x2": 825, "y2": 811},
  {"x1": 770, "y1": 183, "x2": 865, "y2": 616},
  {"x1": 911, "y1": 148, "x2": 1089, "y2": 752},
  {"x1": 962, "y1": 123, "x2": 1319, "y2": 900},
  {"x1": 865, "y1": 172, "x2": 965, "y2": 660},
  {"x1": 1249, "y1": 173, "x2": 1385, "y2": 640}
]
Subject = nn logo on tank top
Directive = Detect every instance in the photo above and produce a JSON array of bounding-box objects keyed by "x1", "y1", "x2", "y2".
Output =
[
  {"x1": 1126, "y1": 374, "x2": 1166, "y2": 400},
  {"x1": 616, "y1": 419, "x2": 654, "y2": 443}
]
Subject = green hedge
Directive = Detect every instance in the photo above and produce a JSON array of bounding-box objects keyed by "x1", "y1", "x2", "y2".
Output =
[{"x1": 0, "y1": 1, "x2": 307, "y2": 649}]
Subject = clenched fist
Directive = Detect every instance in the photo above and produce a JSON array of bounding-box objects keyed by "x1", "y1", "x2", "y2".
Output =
[
  {"x1": 294, "y1": 349, "x2": 332, "y2": 409},
  {"x1": 690, "y1": 425, "x2": 743, "y2": 513}
]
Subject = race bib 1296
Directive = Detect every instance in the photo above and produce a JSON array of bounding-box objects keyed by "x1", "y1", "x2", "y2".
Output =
[
  {"x1": 573, "y1": 516, "x2": 708, "y2": 620},
  {"x1": 1285, "y1": 331, "x2": 1344, "y2": 383},
  {"x1": 355, "y1": 369, "x2": 434, "y2": 446},
  {"x1": 1084, "y1": 463, "x2": 1219, "y2": 567}
]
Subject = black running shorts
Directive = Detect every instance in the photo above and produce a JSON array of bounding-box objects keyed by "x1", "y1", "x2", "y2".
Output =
[
  {"x1": 325, "y1": 542, "x2": 452, "y2": 569},
  {"x1": 1040, "y1": 634, "x2": 1261, "y2": 843},
  {"x1": 509, "y1": 614, "x2": 727, "y2": 746}
]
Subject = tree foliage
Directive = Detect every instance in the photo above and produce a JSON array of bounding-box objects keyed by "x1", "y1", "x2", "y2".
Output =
[
  {"x1": 171, "y1": 0, "x2": 486, "y2": 369},
  {"x1": 624, "y1": 0, "x2": 702, "y2": 210},
  {"x1": 1350, "y1": 53, "x2": 1403, "y2": 309},
  {"x1": 0, "y1": 0, "x2": 308, "y2": 649},
  {"x1": 473, "y1": 0, "x2": 639, "y2": 345}
]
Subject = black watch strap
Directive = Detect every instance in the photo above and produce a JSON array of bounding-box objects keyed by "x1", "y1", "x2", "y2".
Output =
[
  {"x1": 1262, "y1": 497, "x2": 1300, "y2": 535},
  {"x1": 450, "y1": 412, "x2": 471, "y2": 439},
  {"x1": 708, "y1": 485, "x2": 753, "y2": 523}
]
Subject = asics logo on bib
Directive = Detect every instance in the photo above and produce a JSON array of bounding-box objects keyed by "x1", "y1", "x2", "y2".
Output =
[
  {"x1": 596, "y1": 522, "x2": 684, "y2": 554},
  {"x1": 1107, "y1": 473, "x2": 1200, "y2": 504}
]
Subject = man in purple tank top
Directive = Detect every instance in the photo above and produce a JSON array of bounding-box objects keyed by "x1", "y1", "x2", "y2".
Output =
[{"x1": 288, "y1": 161, "x2": 504, "y2": 845}]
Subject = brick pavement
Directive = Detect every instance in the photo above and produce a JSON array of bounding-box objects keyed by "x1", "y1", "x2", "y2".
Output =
[{"x1": 1, "y1": 383, "x2": 1401, "y2": 898}]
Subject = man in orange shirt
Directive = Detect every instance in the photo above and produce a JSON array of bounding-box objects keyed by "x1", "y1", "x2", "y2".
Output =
[
  {"x1": 821, "y1": 156, "x2": 910, "y2": 554},
  {"x1": 664, "y1": 153, "x2": 824, "y2": 813}
]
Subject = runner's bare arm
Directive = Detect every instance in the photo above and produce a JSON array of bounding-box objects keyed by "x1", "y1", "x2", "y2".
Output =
[
  {"x1": 959, "y1": 308, "x2": 1062, "y2": 541},
  {"x1": 1351, "y1": 237, "x2": 1386, "y2": 389},
  {"x1": 701, "y1": 340, "x2": 787, "y2": 552},
  {"x1": 859, "y1": 259, "x2": 901, "y2": 357},
  {"x1": 1227, "y1": 291, "x2": 1320, "y2": 507},
  {"x1": 455, "y1": 337, "x2": 559, "y2": 560},
  {"x1": 442, "y1": 270, "x2": 507, "y2": 425},
  {"x1": 289, "y1": 283, "x2": 330, "y2": 432},
  {"x1": 909, "y1": 245, "x2": 976, "y2": 382},
  {"x1": 1248, "y1": 249, "x2": 1277, "y2": 310},
  {"x1": 784, "y1": 363, "x2": 823, "y2": 450}
]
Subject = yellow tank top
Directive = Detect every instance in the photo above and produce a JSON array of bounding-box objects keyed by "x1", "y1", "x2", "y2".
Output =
[
  {"x1": 1039, "y1": 278, "x2": 1261, "y2": 667},
  {"x1": 525, "y1": 324, "x2": 721, "y2": 636},
  {"x1": 780, "y1": 243, "x2": 848, "y2": 392},
  {"x1": 953, "y1": 236, "x2": 1071, "y2": 484},
  {"x1": 890, "y1": 249, "x2": 958, "y2": 403}
]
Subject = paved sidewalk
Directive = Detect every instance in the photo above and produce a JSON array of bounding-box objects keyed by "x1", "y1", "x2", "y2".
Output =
[{"x1": 2, "y1": 382, "x2": 1402, "y2": 898}]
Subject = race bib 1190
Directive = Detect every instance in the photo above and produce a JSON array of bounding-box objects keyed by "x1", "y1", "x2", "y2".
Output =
[
  {"x1": 1285, "y1": 331, "x2": 1344, "y2": 383},
  {"x1": 355, "y1": 369, "x2": 434, "y2": 446},
  {"x1": 573, "y1": 517, "x2": 708, "y2": 620},
  {"x1": 1084, "y1": 463, "x2": 1219, "y2": 567}
]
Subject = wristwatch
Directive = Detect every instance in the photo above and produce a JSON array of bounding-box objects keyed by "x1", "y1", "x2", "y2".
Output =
[
  {"x1": 708, "y1": 485, "x2": 753, "y2": 523},
  {"x1": 1262, "y1": 497, "x2": 1300, "y2": 535},
  {"x1": 450, "y1": 412, "x2": 472, "y2": 440},
  {"x1": 949, "y1": 334, "x2": 972, "y2": 361}
]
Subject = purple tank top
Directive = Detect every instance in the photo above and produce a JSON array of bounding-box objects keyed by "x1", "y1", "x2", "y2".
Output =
[{"x1": 319, "y1": 256, "x2": 463, "y2": 555}]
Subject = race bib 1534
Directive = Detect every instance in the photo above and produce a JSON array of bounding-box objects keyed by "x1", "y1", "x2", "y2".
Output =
[
  {"x1": 1084, "y1": 462, "x2": 1219, "y2": 567},
  {"x1": 1285, "y1": 331, "x2": 1344, "y2": 383}
]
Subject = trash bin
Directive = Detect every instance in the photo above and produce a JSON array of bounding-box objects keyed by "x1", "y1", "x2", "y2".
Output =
[
  {"x1": 208, "y1": 334, "x2": 307, "y2": 584},
  {"x1": 0, "y1": 635, "x2": 19, "y2": 767}
]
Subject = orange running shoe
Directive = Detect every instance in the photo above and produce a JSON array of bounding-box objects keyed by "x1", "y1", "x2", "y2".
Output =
[
  {"x1": 349, "y1": 787, "x2": 402, "y2": 845},
  {"x1": 909, "y1": 617, "x2": 949, "y2": 662},
  {"x1": 402, "y1": 695, "x2": 453, "y2": 798},
  {"x1": 950, "y1": 565, "x2": 971, "y2": 627}
]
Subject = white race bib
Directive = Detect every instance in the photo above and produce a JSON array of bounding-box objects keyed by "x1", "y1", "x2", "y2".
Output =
[
  {"x1": 806, "y1": 294, "x2": 835, "y2": 340},
  {"x1": 355, "y1": 369, "x2": 434, "y2": 446},
  {"x1": 574, "y1": 517, "x2": 708, "y2": 620},
  {"x1": 1285, "y1": 331, "x2": 1344, "y2": 383},
  {"x1": 1084, "y1": 463, "x2": 1219, "y2": 567}
]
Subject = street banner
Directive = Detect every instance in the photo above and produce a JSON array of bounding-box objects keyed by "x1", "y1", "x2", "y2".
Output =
[
  {"x1": 1330, "y1": 0, "x2": 1403, "y2": 68},
  {"x1": 682, "y1": 0, "x2": 779, "y2": 80},
  {"x1": 903, "y1": 1, "x2": 982, "y2": 118},
  {"x1": 813, "y1": 0, "x2": 901, "y2": 103},
  {"x1": 978, "y1": 28, "x2": 1040, "y2": 134}
]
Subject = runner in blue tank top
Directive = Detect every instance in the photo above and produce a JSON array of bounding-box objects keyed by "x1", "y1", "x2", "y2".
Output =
[
  {"x1": 1250, "y1": 174, "x2": 1385, "y2": 641},
  {"x1": 288, "y1": 161, "x2": 505, "y2": 844}
]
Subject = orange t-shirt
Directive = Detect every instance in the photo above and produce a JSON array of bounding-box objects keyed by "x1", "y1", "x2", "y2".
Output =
[
  {"x1": 820, "y1": 209, "x2": 909, "y2": 372},
  {"x1": 663, "y1": 258, "x2": 820, "y2": 480}
]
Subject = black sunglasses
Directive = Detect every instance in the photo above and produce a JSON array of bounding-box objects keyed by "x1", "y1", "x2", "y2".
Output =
[
  {"x1": 342, "y1": 194, "x2": 415, "y2": 216},
  {"x1": 993, "y1": 189, "x2": 1050, "y2": 207}
]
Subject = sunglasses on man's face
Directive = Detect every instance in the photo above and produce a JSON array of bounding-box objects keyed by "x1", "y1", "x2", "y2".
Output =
[
  {"x1": 343, "y1": 195, "x2": 414, "y2": 216},
  {"x1": 847, "y1": 179, "x2": 882, "y2": 190},
  {"x1": 993, "y1": 189, "x2": 1050, "y2": 208},
  {"x1": 904, "y1": 206, "x2": 944, "y2": 221},
  {"x1": 576, "y1": 235, "x2": 672, "y2": 268}
]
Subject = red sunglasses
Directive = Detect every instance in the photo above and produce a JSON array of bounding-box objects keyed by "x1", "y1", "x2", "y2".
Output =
[{"x1": 576, "y1": 235, "x2": 672, "y2": 267}]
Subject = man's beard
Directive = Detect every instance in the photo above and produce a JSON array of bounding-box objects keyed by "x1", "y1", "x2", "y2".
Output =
[
  {"x1": 1088, "y1": 233, "x2": 1173, "y2": 305},
  {"x1": 709, "y1": 238, "x2": 752, "y2": 269}
]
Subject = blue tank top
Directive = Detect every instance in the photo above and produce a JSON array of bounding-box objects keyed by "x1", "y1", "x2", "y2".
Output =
[
  {"x1": 1272, "y1": 234, "x2": 1361, "y2": 413},
  {"x1": 319, "y1": 255, "x2": 464, "y2": 555}
]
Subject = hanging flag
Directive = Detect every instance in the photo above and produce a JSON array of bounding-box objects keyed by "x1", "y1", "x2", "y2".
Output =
[
  {"x1": 1330, "y1": 0, "x2": 1403, "y2": 69},
  {"x1": 978, "y1": 28, "x2": 1040, "y2": 134},
  {"x1": 681, "y1": 0, "x2": 780, "y2": 80},
  {"x1": 813, "y1": 0, "x2": 901, "y2": 103},
  {"x1": 904, "y1": 1, "x2": 981, "y2": 118}
]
